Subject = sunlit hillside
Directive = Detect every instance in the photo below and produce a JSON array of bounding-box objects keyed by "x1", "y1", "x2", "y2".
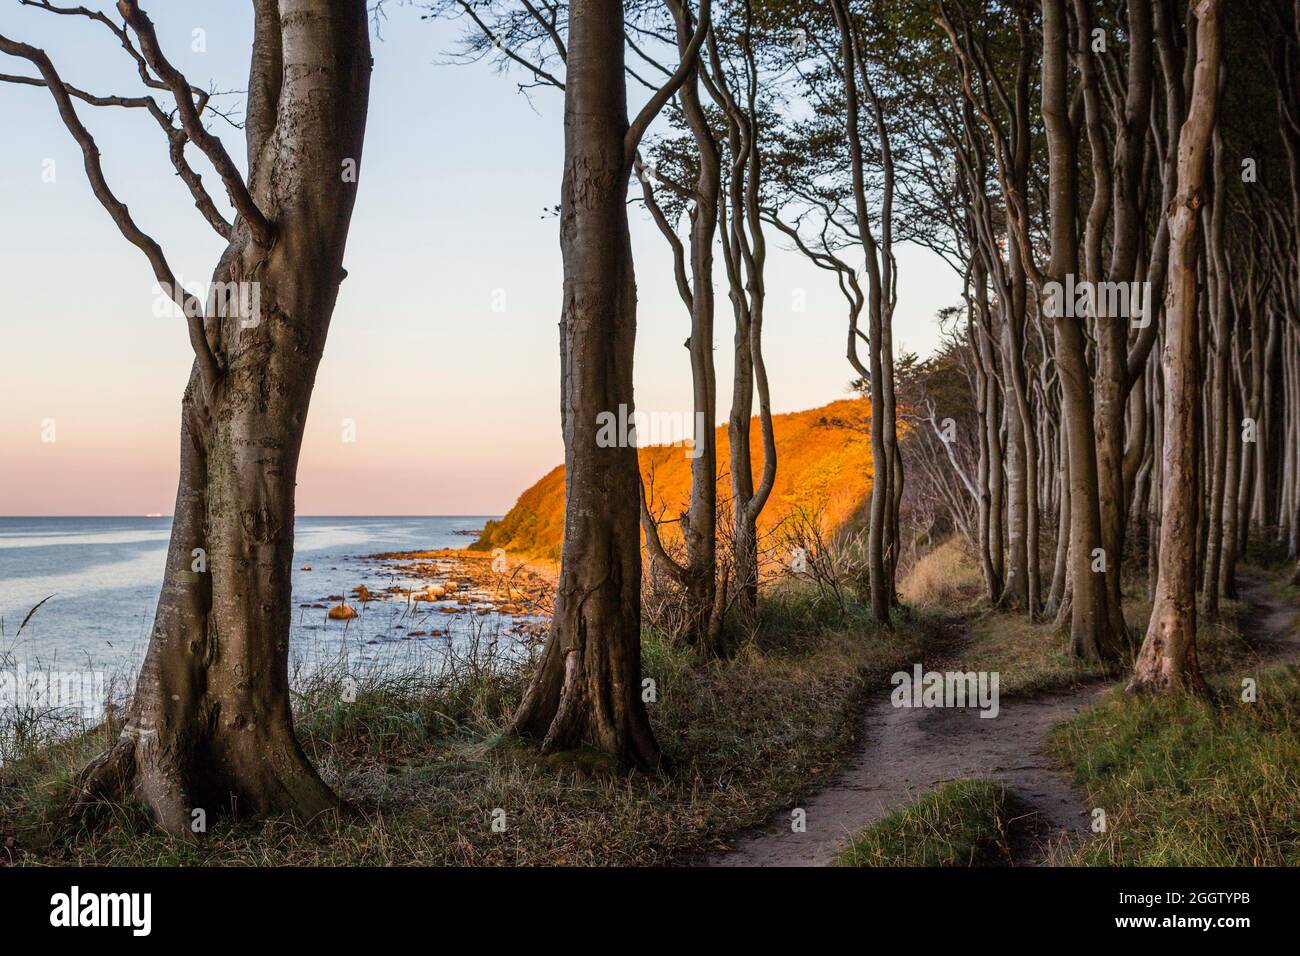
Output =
[{"x1": 470, "y1": 398, "x2": 874, "y2": 563}]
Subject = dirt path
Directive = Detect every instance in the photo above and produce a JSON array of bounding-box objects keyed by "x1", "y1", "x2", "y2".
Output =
[
  {"x1": 708, "y1": 574, "x2": 1298, "y2": 868},
  {"x1": 708, "y1": 672, "x2": 1106, "y2": 867},
  {"x1": 1236, "y1": 574, "x2": 1300, "y2": 665}
]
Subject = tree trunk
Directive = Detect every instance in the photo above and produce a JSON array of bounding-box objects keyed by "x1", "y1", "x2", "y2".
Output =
[
  {"x1": 1041, "y1": 0, "x2": 1119, "y2": 662},
  {"x1": 77, "y1": 0, "x2": 372, "y2": 834},
  {"x1": 1201, "y1": 112, "x2": 1231, "y2": 615},
  {"x1": 1129, "y1": 0, "x2": 1222, "y2": 695},
  {"x1": 1046, "y1": 406, "x2": 1071, "y2": 615},
  {"x1": 508, "y1": 0, "x2": 661, "y2": 767},
  {"x1": 638, "y1": 0, "x2": 723, "y2": 652},
  {"x1": 1219, "y1": 364, "x2": 1241, "y2": 598},
  {"x1": 972, "y1": 284, "x2": 999, "y2": 601},
  {"x1": 1074, "y1": 0, "x2": 1128, "y2": 646}
]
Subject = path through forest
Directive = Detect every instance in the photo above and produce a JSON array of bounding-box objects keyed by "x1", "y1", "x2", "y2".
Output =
[{"x1": 708, "y1": 574, "x2": 1298, "y2": 867}]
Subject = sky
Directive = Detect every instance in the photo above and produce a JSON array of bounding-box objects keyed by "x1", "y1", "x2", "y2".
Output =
[{"x1": 0, "y1": 1, "x2": 960, "y2": 516}]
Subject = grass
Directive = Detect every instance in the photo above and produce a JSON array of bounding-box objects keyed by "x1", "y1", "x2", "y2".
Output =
[
  {"x1": 901, "y1": 536, "x2": 1271, "y2": 696},
  {"x1": 1045, "y1": 663, "x2": 1300, "y2": 866},
  {"x1": 1043, "y1": 559, "x2": 1300, "y2": 866},
  {"x1": 835, "y1": 552, "x2": 1298, "y2": 869},
  {"x1": 835, "y1": 779, "x2": 1014, "y2": 867},
  {"x1": 956, "y1": 610, "x2": 1114, "y2": 695},
  {"x1": 952, "y1": 591, "x2": 1254, "y2": 696},
  {"x1": 898, "y1": 537, "x2": 983, "y2": 608},
  {"x1": 7, "y1": 539, "x2": 1291, "y2": 867},
  {"x1": 899, "y1": 538, "x2": 1111, "y2": 695},
  {"x1": 0, "y1": 583, "x2": 935, "y2": 866},
  {"x1": 1262, "y1": 554, "x2": 1300, "y2": 610}
]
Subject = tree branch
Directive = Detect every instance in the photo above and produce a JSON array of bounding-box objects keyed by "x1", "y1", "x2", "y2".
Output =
[
  {"x1": 624, "y1": 0, "x2": 711, "y2": 172},
  {"x1": 0, "y1": 33, "x2": 222, "y2": 393},
  {"x1": 453, "y1": 0, "x2": 565, "y2": 90},
  {"x1": 116, "y1": 0, "x2": 275, "y2": 247},
  {"x1": 0, "y1": 71, "x2": 233, "y2": 238}
]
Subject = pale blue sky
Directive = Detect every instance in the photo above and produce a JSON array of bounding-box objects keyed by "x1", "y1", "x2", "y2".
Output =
[{"x1": 0, "y1": 1, "x2": 959, "y2": 515}]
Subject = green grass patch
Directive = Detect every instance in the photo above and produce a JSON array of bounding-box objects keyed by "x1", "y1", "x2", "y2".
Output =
[
  {"x1": 1046, "y1": 664, "x2": 1300, "y2": 866},
  {"x1": 957, "y1": 610, "x2": 1113, "y2": 695},
  {"x1": 835, "y1": 779, "x2": 1014, "y2": 867}
]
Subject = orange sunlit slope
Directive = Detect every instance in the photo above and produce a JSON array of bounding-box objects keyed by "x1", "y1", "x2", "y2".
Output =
[{"x1": 471, "y1": 399, "x2": 874, "y2": 563}]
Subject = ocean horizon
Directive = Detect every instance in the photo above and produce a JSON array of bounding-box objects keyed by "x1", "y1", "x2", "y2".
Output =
[{"x1": 0, "y1": 515, "x2": 510, "y2": 690}]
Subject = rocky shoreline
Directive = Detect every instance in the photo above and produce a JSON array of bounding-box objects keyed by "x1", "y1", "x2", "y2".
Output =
[{"x1": 300, "y1": 547, "x2": 554, "y2": 628}]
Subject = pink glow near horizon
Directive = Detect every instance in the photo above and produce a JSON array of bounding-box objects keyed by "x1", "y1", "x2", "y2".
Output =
[{"x1": 0, "y1": 3, "x2": 957, "y2": 517}]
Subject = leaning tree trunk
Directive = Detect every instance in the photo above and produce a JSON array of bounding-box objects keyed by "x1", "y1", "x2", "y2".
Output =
[
  {"x1": 637, "y1": 0, "x2": 723, "y2": 652},
  {"x1": 77, "y1": 0, "x2": 372, "y2": 833},
  {"x1": 1129, "y1": 0, "x2": 1222, "y2": 695}
]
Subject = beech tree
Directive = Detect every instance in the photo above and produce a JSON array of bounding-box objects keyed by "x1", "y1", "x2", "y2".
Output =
[
  {"x1": 437, "y1": 0, "x2": 1298, "y2": 707},
  {"x1": 764, "y1": 0, "x2": 906, "y2": 626},
  {"x1": 433, "y1": 0, "x2": 709, "y2": 763},
  {"x1": 634, "y1": 0, "x2": 778, "y2": 655},
  {"x1": 870, "y1": 0, "x2": 1294, "y2": 691},
  {"x1": 1130, "y1": 0, "x2": 1222, "y2": 692},
  {"x1": 1, "y1": 0, "x2": 373, "y2": 832},
  {"x1": 634, "y1": 0, "x2": 727, "y2": 652}
]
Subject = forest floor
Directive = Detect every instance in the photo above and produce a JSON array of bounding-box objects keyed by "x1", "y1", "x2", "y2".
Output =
[
  {"x1": 0, "y1": 587, "x2": 937, "y2": 865},
  {"x1": 708, "y1": 566, "x2": 1300, "y2": 867},
  {"x1": 706, "y1": 625, "x2": 1108, "y2": 866},
  {"x1": 2, "y1": 552, "x2": 1294, "y2": 866}
]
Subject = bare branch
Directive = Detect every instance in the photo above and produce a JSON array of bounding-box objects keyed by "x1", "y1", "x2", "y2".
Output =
[
  {"x1": 624, "y1": 0, "x2": 711, "y2": 171},
  {"x1": 520, "y1": 0, "x2": 566, "y2": 62},
  {"x1": 0, "y1": 33, "x2": 222, "y2": 393},
  {"x1": 116, "y1": 0, "x2": 275, "y2": 247},
  {"x1": 0, "y1": 71, "x2": 233, "y2": 238},
  {"x1": 452, "y1": 0, "x2": 565, "y2": 90}
]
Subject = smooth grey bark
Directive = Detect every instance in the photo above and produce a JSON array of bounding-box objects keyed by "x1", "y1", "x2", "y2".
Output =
[
  {"x1": 1130, "y1": 0, "x2": 1222, "y2": 695},
  {"x1": 52, "y1": 0, "x2": 373, "y2": 833}
]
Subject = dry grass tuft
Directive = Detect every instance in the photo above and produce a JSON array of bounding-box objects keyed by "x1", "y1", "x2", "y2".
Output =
[{"x1": 898, "y1": 536, "x2": 983, "y2": 608}]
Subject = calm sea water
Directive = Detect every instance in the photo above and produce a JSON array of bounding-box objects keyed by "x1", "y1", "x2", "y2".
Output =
[{"x1": 0, "y1": 516, "x2": 515, "y2": 687}]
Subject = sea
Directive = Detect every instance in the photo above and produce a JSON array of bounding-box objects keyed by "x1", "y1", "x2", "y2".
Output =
[{"x1": 0, "y1": 516, "x2": 523, "y2": 706}]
